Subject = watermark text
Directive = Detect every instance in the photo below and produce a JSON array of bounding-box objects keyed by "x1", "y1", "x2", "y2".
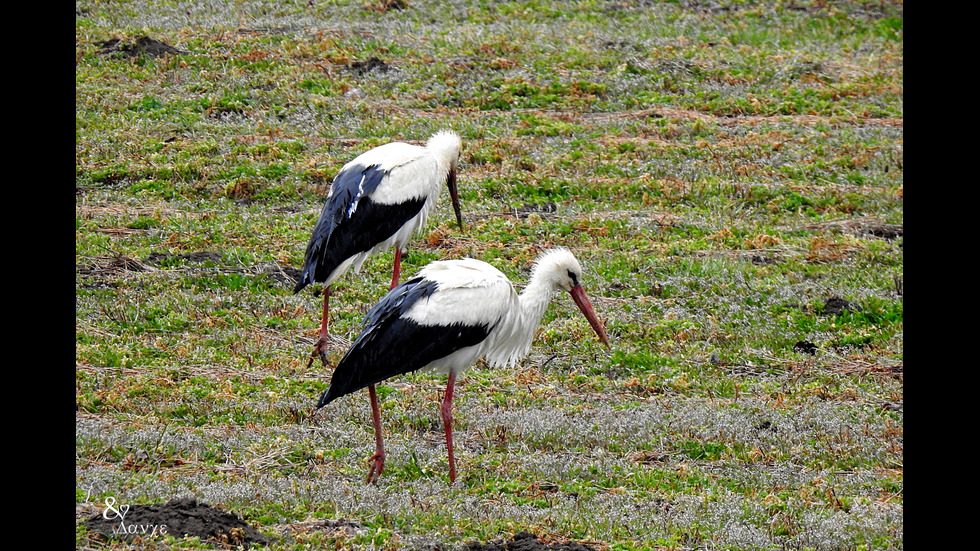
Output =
[{"x1": 102, "y1": 497, "x2": 168, "y2": 537}]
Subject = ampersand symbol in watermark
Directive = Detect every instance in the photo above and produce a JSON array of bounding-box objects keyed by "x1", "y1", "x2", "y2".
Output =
[{"x1": 102, "y1": 496, "x2": 130, "y2": 521}]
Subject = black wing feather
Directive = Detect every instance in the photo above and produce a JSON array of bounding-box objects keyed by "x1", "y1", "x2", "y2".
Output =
[
  {"x1": 317, "y1": 277, "x2": 492, "y2": 407},
  {"x1": 294, "y1": 165, "x2": 426, "y2": 293}
]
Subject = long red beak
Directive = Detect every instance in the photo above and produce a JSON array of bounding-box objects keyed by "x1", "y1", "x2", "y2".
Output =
[
  {"x1": 570, "y1": 285, "x2": 610, "y2": 348},
  {"x1": 447, "y1": 166, "x2": 463, "y2": 231}
]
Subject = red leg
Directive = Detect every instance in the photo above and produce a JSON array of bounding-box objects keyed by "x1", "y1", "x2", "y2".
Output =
[
  {"x1": 365, "y1": 384, "x2": 386, "y2": 483},
  {"x1": 442, "y1": 371, "x2": 457, "y2": 484},
  {"x1": 306, "y1": 287, "x2": 330, "y2": 368},
  {"x1": 390, "y1": 249, "x2": 402, "y2": 290},
  {"x1": 364, "y1": 250, "x2": 402, "y2": 483}
]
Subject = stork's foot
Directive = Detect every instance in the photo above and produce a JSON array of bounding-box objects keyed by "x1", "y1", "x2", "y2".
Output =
[
  {"x1": 366, "y1": 450, "x2": 386, "y2": 484},
  {"x1": 305, "y1": 336, "x2": 329, "y2": 369}
]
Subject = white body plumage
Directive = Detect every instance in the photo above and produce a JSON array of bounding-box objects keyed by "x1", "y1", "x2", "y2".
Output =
[
  {"x1": 403, "y1": 251, "x2": 585, "y2": 373},
  {"x1": 295, "y1": 130, "x2": 463, "y2": 293},
  {"x1": 333, "y1": 132, "x2": 460, "y2": 281},
  {"x1": 319, "y1": 248, "x2": 610, "y2": 405}
]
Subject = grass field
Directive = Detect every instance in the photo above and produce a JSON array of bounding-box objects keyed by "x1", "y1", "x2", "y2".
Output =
[{"x1": 76, "y1": 1, "x2": 903, "y2": 549}]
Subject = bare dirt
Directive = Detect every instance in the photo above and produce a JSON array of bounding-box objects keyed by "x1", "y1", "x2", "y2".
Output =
[
  {"x1": 463, "y1": 531, "x2": 598, "y2": 551},
  {"x1": 94, "y1": 36, "x2": 185, "y2": 57},
  {"x1": 81, "y1": 498, "x2": 598, "y2": 550},
  {"x1": 82, "y1": 498, "x2": 272, "y2": 548}
]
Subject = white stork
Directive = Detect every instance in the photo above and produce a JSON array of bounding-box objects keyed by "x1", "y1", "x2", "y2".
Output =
[
  {"x1": 294, "y1": 130, "x2": 464, "y2": 370},
  {"x1": 316, "y1": 247, "x2": 610, "y2": 484}
]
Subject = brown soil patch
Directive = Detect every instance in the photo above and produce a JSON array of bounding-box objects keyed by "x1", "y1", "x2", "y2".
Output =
[{"x1": 82, "y1": 498, "x2": 272, "y2": 548}]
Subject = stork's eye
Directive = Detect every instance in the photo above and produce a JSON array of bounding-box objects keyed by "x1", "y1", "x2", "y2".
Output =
[{"x1": 567, "y1": 269, "x2": 579, "y2": 287}]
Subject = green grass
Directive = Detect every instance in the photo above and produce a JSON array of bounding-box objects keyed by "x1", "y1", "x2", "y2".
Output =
[{"x1": 77, "y1": 1, "x2": 902, "y2": 549}]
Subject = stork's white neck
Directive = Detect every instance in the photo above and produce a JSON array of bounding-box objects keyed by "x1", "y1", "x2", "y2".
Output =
[
  {"x1": 483, "y1": 249, "x2": 585, "y2": 369},
  {"x1": 517, "y1": 273, "x2": 559, "y2": 340},
  {"x1": 484, "y1": 264, "x2": 561, "y2": 368}
]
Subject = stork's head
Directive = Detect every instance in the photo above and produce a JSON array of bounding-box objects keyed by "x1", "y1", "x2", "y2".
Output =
[
  {"x1": 531, "y1": 248, "x2": 585, "y2": 292},
  {"x1": 532, "y1": 248, "x2": 611, "y2": 347},
  {"x1": 427, "y1": 130, "x2": 464, "y2": 230}
]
